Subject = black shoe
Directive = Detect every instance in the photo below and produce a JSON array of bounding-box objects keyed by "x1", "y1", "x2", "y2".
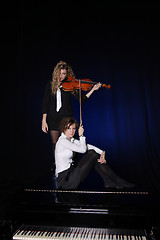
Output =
[
  {"x1": 117, "y1": 180, "x2": 135, "y2": 189},
  {"x1": 105, "y1": 183, "x2": 124, "y2": 190},
  {"x1": 121, "y1": 183, "x2": 135, "y2": 188}
]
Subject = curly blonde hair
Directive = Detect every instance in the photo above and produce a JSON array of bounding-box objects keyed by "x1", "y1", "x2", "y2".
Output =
[{"x1": 51, "y1": 61, "x2": 75, "y2": 95}]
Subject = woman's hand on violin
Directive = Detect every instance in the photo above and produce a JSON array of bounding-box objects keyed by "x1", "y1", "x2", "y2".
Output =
[
  {"x1": 97, "y1": 151, "x2": 106, "y2": 164},
  {"x1": 78, "y1": 124, "x2": 84, "y2": 137},
  {"x1": 92, "y1": 82, "x2": 102, "y2": 91}
]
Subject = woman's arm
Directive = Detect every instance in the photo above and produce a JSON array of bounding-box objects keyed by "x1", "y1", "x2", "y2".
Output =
[
  {"x1": 60, "y1": 137, "x2": 87, "y2": 153},
  {"x1": 41, "y1": 82, "x2": 50, "y2": 133},
  {"x1": 87, "y1": 144, "x2": 103, "y2": 155},
  {"x1": 42, "y1": 113, "x2": 48, "y2": 133},
  {"x1": 87, "y1": 144, "x2": 106, "y2": 164},
  {"x1": 73, "y1": 82, "x2": 101, "y2": 102},
  {"x1": 85, "y1": 82, "x2": 102, "y2": 98}
]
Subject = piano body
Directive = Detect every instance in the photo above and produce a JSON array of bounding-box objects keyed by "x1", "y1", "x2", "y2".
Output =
[{"x1": 7, "y1": 184, "x2": 160, "y2": 240}]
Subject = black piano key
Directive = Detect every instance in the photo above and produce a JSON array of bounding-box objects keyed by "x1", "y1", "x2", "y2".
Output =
[
  {"x1": 51, "y1": 231, "x2": 55, "y2": 237},
  {"x1": 44, "y1": 225, "x2": 52, "y2": 236},
  {"x1": 19, "y1": 225, "x2": 28, "y2": 236},
  {"x1": 33, "y1": 226, "x2": 39, "y2": 236},
  {"x1": 62, "y1": 227, "x2": 68, "y2": 237},
  {"x1": 68, "y1": 228, "x2": 72, "y2": 237},
  {"x1": 26, "y1": 225, "x2": 34, "y2": 236},
  {"x1": 46, "y1": 226, "x2": 53, "y2": 237},
  {"x1": 93, "y1": 230, "x2": 96, "y2": 239},
  {"x1": 51, "y1": 226, "x2": 59, "y2": 237},
  {"x1": 55, "y1": 226, "x2": 61, "y2": 237},
  {"x1": 75, "y1": 228, "x2": 80, "y2": 238}
]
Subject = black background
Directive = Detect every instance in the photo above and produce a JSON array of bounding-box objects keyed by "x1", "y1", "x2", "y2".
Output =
[{"x1": 1, "y1": 1, "x2": 160, "y2": 194}]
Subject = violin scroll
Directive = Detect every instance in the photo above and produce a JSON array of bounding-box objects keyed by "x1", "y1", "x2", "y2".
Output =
[{"x1": 101, "y1": 83, "x2": 111, "y2": 89}]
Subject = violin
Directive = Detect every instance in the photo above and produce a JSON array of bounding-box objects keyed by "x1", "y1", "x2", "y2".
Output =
[
  {"x1": 62, "y1": 77, "x2": 111, "y2": 91},
  {"x1": 62, "y1": 77, "x2": 111, "y2": 125}
]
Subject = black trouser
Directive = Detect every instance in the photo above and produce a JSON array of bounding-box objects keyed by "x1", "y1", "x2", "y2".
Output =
[{"x1": 56, "y1": 150, "x2": 133, "y2": 189}]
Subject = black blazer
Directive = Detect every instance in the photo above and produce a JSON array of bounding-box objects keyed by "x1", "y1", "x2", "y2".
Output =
[{"x1": 42, "y1": 82, "x2": 88, "y2": 118}]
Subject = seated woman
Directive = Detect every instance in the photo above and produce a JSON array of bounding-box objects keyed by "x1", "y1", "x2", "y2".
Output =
[{"x1": 55, "y1": 117, "x2": 135, "y2": 190}]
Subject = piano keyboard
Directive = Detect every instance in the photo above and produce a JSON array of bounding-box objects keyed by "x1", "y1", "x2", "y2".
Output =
[{"x1": 13, "y1": 225, "x2": 148, "y2": 240}]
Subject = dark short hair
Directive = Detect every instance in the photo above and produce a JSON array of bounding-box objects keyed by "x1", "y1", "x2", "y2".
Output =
[{"x1": 59, "y1": 117, "x2": 79, "y2": 133}]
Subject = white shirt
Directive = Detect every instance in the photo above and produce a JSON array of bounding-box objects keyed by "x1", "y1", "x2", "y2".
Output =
[{"x1": 55, "y1": 133, "x2": 103, "y2": 175}]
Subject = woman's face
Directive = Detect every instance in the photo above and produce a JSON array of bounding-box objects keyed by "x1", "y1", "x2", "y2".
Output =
[
  {"x1": 64, "y1": 123, "x2": 76, "y2": 140},
  {"x1": 60, "y1": 69, "x2": 67, "y2": 82}
]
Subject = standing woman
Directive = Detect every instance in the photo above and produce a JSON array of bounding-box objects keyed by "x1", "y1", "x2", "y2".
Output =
[{"x1": 41, "y1": 61, "x2": 101, "y2": 164}]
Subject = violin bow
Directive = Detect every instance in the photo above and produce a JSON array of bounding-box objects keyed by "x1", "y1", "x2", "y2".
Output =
[{"x1": 79, "y1": 79, "x2": 82, "y2": 125}]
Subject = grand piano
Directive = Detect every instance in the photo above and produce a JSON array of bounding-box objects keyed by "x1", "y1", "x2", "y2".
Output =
[{"x1": 1, "y1": 174, "x2": 160, "y2": 240}]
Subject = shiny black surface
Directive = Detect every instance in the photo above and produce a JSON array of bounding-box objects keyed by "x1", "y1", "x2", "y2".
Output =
[{"x1": 1, "y1": 177, "x2": 160, "y2": 239}]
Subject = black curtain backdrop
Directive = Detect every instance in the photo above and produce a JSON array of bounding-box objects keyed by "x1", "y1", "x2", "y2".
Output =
[{"x1": 1, "y1": 2, "x2": 160, "y2": 194}]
